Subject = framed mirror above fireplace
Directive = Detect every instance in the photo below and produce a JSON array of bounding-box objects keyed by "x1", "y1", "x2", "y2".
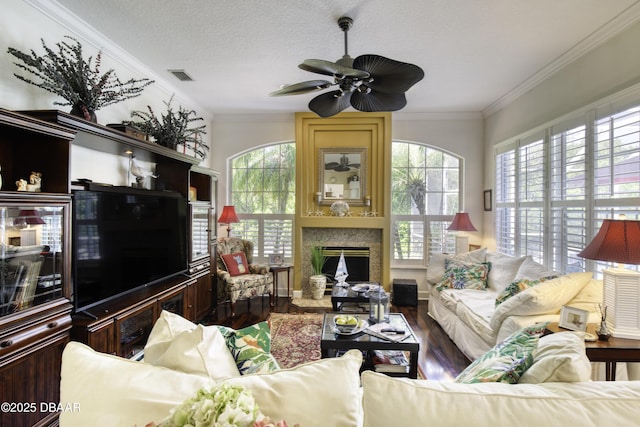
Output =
[{"x1": 318, "y1": 147, "x2": 367, "y2": 206}]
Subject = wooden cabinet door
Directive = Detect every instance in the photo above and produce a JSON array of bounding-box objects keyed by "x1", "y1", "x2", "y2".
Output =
[{"x1": 115, "y1": 300, "x2": 156, "y2": 359}]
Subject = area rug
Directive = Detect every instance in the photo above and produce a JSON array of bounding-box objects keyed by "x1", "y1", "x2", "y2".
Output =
[
  {"x1": 270, "y1": 312, "x2": 323, "y2": 368},
  {"x1": 290, "y1": 296, "x2": 332, "y2": 309}
]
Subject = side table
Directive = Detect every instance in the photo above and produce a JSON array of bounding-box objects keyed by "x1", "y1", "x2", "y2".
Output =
[
  {"x1": 270, "y1": 264, "x2": 293, "y2": 310},
  {"x1": 547, "y1": 322, "x2": 640, "y2": 381}
]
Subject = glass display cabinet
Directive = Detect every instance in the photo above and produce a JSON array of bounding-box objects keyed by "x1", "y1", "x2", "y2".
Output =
[{"x1": 0, "y1": 195, "x2": 70, "y2": 317}]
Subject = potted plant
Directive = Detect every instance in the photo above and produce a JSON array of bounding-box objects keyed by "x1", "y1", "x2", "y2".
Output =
[
  {"x1": 7, "y1": 36, "x2": 153, "y2": 122},
  {"x1": 309, "y1": 245, "x2": 327, "y2": 300},
  {"x1": 128, "y1": 95, "x2": 209, "y2": 160}
]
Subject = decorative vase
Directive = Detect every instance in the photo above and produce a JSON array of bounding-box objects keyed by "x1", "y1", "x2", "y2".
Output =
[
  {"x1": 597, "y1": 320, "x2": 611, "y2": 341},
  {"x1": 309, "y1": 274, "x2": 327, "y2": 300},
  {"x1": 70, "y1": 103, "x2": 97, "y2": 123}
]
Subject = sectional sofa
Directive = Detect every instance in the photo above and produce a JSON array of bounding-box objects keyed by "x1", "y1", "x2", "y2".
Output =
[
  {"x1": 426, "y1": 248, "x2": 602, "y2": 360},
  {"x1": 57, "y1": 311, "x2": 640, "y2": 427}
]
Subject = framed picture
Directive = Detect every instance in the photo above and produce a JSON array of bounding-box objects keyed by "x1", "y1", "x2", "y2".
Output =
[
  {"x1": 484, "y1": 189, "x2": 492, "y2": 211},
  {"x1": 559, "y1": 305, "x2": 589, "y2": 332},
  {"x1": 269, "y1": 253, "x2": 284, "y2": 266}
]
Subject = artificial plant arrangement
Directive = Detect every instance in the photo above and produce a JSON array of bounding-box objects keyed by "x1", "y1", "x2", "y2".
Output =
[
  {"x1": 128, "y1": 95, "x2": 209, "y2": 160},
  {"x1": 7, "y1": 36, "x2": 153, "y2": 122},
  {"x1": 310, "y1": 245, "x2": 327, "y2": 276}
]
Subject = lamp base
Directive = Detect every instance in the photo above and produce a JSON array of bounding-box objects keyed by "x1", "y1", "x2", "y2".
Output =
[
  {"x1": 603, "y1": 268, "x2": 640, "y2": 339},
  {"x1": 455, "y1": 235, "x2": 469, "y2": 255}
]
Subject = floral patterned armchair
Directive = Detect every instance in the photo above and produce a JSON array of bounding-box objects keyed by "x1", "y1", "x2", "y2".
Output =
[{"x1": 216, "y1": 237, "x2": 273, "y2": 316}]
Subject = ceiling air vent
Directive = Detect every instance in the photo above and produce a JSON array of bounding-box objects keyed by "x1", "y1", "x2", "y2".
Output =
[{"x1": 168, "y1": 69, "x2": 194, "y2": 81}]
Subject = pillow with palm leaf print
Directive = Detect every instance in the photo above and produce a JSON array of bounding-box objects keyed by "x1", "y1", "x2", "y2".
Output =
[
  {"x1": 435, "y1": 259, "x2": 491, "y2": 291},
  {"x1": 455, "y1": 322, "x2": 549, "y2": 384},
  {"x1": 217, "y1": 321, "x2": 280, "y2": 375}
]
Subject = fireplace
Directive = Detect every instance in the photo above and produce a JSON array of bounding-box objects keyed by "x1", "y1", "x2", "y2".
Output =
[
  {"x1": 322, "y1": 247, "x2": 370, "y2": 283},
  {"x1": 301, "y1": 227, "x2": 382, "y2": 297}
]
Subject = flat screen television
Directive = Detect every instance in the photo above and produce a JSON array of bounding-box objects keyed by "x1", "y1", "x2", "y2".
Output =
[{"x1": 72, "y1": 185, "x2": 188, "y2": 314}]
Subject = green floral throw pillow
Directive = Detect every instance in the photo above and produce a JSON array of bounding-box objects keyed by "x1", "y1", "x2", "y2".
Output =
[
  {"x1": 455, "y1": 322, "x2": 549, "y2": 384},
  {"x1": 495, "y1": 276, "x2": 558, "y2": 307},
  {"x1": 217, "y1": 321, "x2": 280, "y2": 375},
  {"x1": 435, "y1": 260, "x2": 491, "y2": 291}
]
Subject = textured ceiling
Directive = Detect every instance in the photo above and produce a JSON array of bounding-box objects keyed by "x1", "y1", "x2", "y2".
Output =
[{"x1": 54, "y1": 0, "x2": 640, "y2": 116}]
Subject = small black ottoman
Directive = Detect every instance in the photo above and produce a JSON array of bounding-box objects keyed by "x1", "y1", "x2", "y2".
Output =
[{"x1": 392, "y1": 278, "x2": 418, "y2": 306}]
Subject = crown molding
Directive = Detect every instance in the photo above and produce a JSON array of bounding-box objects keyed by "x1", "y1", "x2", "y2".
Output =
[
  {"x1": 24, "y1": 0, "x2": 211, "y2": 119},
  {"x1": 483, "y1": 1, "x2": 640, "y2": 118}
]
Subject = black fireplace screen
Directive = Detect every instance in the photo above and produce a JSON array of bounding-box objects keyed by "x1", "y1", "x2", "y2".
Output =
[{"x1": 321, "y1": 246, "x2": 370, "y2": 283}]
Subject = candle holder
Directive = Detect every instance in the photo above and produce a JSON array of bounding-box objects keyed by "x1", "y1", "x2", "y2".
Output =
[{"x1": 368, "y1": 288, "x2": 390, "y2": 324}]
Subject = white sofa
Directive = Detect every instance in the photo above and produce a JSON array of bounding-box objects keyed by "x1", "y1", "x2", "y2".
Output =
[
  {"x1": 58, "y1": 333, "x2": 640, "y2": 427},
  {"x1": 426, "y1": 248, "x2": 602, "y2": 361}
]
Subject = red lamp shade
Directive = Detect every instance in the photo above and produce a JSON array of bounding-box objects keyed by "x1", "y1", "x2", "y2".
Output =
[
  {"x1": 218, "y1": 206, "x2": 239, "y2": 237},
  {"x1": 218, "y1": 206, "x2": 239, "y2": 224},
  {"x1": 14, "y1": 209, "x2": 45, "y2": 226},
  {"x1": 578, "y1": 219, "x2": 640, "y2": 264},
  {"x1": 447, "y1": 212, "x2": 477, "y2": 232}
]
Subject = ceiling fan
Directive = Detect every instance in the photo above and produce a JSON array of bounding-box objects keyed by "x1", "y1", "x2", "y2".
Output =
[
  {"x1": 269, "y1": 16, "x2": 425, "y2": 118},
  {"x1": 325, "y1": 154, "x2": 360, "y2": 171}
]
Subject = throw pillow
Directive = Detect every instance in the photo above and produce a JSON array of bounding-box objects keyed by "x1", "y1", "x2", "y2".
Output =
[
  {"x1": 515, "y1": 255, "x2": 558, "y2": 280},
  {"x1": 519, "y1": 332, "x2": 592, "y2": 383},
  {"x1": 224, "y1": 349, "x2": 363, "y2": 427},
  {"x1": 485, "y1": 252, "x2": 527, "y2": 292},
  {"x1": 435, "y1": 260, "x2": 491, "y2": 291},
  {"x1": 455, "y1": 322, "x2": 548, "y2": 384},
  {"x1": 495, "y1": 276, "x2": 557, "y2": 307},
  {"x1": 59, "y1": 342, "x2": 215, "y2": 427},
  {"x1": 426, "y1": 247, "x2": 487, "y2": 285},
  {"x1": 144, "y1": 310, "x2": 240, "y2": 380},
  {"x1": 221, "y1": 252, "x2": 250, "y2": 276},
  {"x1": 489, "y1": 272, "x2": 593, "y2": 331},
  {"x1": 217, "y1": 322, "x2": 281, "y2": 375}
]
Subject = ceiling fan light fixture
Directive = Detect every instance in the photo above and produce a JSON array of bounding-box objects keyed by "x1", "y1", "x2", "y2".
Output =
[{"x1": 269, "y1": 16, "x2": 424, "y2": 117}]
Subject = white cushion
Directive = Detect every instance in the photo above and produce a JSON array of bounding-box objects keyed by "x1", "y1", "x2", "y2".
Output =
[
  {"x1": 427, "y1": 248, "x2": 486, "y2": 285},
  {"x1": 225, "y1": 350, "x2": 363, "y2": 427},
  {"x1": 490, "y1": 272, "x2": 592, "y2": 331},
  {"x1": 485, "y1": 252, "x2": 527, "y2": 293},
  {"x1": 361, "y1": 370, "x2": 640, "y2": 427},
  {"x1": 59, "y1": 341, "x2": 215, "y2": 427},
  {"x1": 60, "y1": 342, "x2": 363, "y2": 427},
  {"x1": 565, "y1": 278, "x2": 603, "y2": 312},
  {"x1": 519, "y1": 332, "x2": 592, "y2": 383},
  {"x1": 515, "y1": 256, "x2": 557, "y2": 280},
  {"x1": 144, "y1": 310, "x2": 240, "y2": 380}
]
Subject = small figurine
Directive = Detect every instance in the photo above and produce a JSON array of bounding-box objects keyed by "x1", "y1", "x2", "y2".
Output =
[
  {"x1": 16, "y1": 179, "x2": 27, "y2": 191},
  {"x1": 130, "y1": 156, "x2": 157, "y2": 187},
  {"x1": 26, "y1": 171, "x2": 42, "y2": 192},
  {"x1": 0, "y1": 165, "x2": 3, "y2": 190}
]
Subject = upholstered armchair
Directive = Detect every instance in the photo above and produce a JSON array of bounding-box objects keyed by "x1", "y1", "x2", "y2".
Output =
[{"x1": 216, "y1": 237, "x2": 274, "y2": 315}]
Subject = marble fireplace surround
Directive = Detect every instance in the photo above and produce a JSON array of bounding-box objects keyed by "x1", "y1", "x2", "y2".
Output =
[{"x1": 301, "y1": 227, "x2": 382, "y2": 297}]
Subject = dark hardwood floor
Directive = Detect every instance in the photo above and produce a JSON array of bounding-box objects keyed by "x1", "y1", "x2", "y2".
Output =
[{"x1": 208, "y1": 297, "x2": 471, "y2": 381}]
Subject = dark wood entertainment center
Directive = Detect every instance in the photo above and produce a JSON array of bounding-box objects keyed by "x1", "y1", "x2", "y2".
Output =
[{"x1": 0, "y1": 109, "x2": 218, "y2": 426}]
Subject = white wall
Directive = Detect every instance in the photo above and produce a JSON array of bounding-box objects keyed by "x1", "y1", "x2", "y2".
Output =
[
  {"x1": 482, "y1": 20, "x2": 640, "y2": 249},
  {"x1": 0, "y1": 1, "x2": 212, "y2": 186}
]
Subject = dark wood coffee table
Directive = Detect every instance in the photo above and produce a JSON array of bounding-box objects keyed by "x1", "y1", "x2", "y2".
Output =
[
  {"x1": 330, "y1": 282, "x2": 380, "y2": 311},
  {"x1": 320, "y1": 312, "x2": 420, "y2": 378}
]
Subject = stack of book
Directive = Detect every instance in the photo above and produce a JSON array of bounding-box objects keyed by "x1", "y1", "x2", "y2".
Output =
[{"x1": 371, "y1": 350, "x2": 410, "y2": 373}]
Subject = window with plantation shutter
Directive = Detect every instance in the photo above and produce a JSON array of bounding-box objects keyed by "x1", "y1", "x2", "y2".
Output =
[
  {"x1": 494, "y1": 102, "x2": 640, "y2": 276},
  {"x1": 391, "y1": 141, "x2": 461, "y2": 265},
  {"x1": 229, "y1": 143, "x2": 295, "y2": 263}
]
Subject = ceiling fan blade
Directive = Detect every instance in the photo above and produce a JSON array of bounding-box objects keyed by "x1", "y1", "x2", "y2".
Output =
[
  {"x1": 308, "y1": 90, "x2": 353, "y2": 118},
  {"x1": 325, "y1": 162, "x2": 340, "y2": 170},
  {"x1": 269, "y1": 80, "x2": 333, "y2": 96},
  {"x1": 353, "y1": 54, "x2": 424, "y2": 93},
  {"x1": 300, "y1": 59, "x2": 370, "y2": 79},
  {"x1": 350, "y1": 90, "x2": 407, "y2": 112}
]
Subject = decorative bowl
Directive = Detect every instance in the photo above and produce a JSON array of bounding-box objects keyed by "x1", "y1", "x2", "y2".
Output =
[{"x1": 334, "y1": 314, "x2": 359, "y2": 333}]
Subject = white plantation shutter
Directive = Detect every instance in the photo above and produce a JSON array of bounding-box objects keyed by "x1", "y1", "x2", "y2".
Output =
[{"x1": 494, "y1": 101, "x2": 640, "y2": 276}]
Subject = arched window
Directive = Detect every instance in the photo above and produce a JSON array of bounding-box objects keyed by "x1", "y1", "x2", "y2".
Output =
[
  {"x1": 229, "y1": 142, "x2": 295, "y2": 262},
  {"x1": 391, "y1": 141, "x2": 462, "y2": 265}
]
